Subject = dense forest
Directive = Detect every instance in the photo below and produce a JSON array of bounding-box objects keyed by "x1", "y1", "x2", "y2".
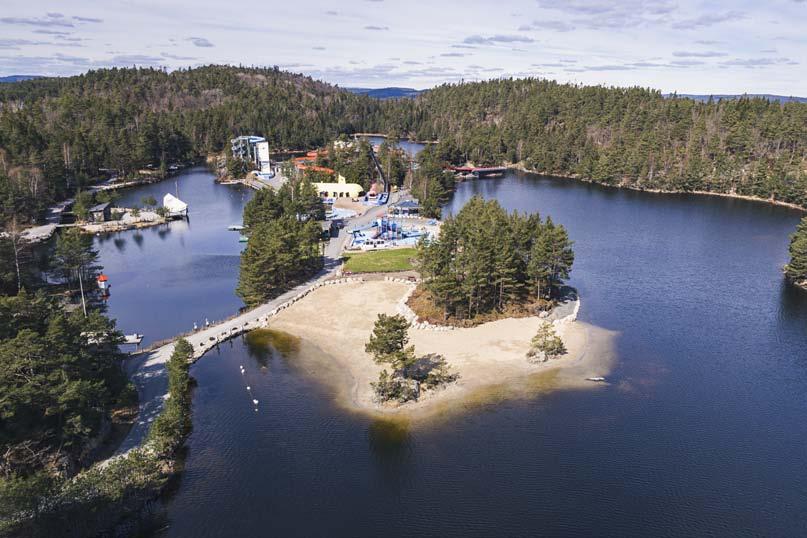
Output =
[
  {"x1": 0, "y1": 290, "x2": 130, "y2": 488},
  {"x1": 237, "y1": 179, "x2": 325, "y2": 306},
  {"x1": 0, "y1": 65, "x2": 384, "y2": 224},
  {"x1": 3, "y1": 66, "x2": 805, "y2": 229},
  {"x1": 386, "y1": 79, "x2": 807, "y2": 207},
  {"x1": 417, "y1": 196, "x2": 574, "y2": 322}
]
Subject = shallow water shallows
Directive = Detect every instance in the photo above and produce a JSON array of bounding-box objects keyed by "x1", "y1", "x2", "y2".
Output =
[{"x1": 155, "y1": 170, "x2": 807, "y2": 537}]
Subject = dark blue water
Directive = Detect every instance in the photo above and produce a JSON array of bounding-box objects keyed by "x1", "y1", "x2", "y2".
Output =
[
  {"x1": 155, "y1": 171, "x2": 807, "y2": 537},
  {"x1": 96, "y1": 168, "x2": 252, "y2": 346}
]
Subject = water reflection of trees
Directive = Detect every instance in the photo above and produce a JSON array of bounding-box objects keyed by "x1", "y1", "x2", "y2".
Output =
[{"x1": 778, "y1": 279, "x2": 807, "y2": 323}]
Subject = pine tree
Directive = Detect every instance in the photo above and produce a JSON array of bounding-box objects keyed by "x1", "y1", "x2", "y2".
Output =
[
  {"x1": 526, "y1": 320, "x2": 567, "y2": 362},
  {"x1": 419, "y1": 196, "x2": 574, "y2": 320},
  {"x1": 785, "y1": 216, "x2": 807, "y2": 285}
]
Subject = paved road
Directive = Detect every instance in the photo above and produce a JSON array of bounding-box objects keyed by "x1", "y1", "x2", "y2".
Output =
[{"x1": 114, "y1": 193, "x2": 400, "y2": 456}]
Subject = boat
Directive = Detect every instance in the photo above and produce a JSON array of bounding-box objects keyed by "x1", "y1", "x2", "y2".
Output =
[
  {"x1": 238, "y1": 235, "x2": 249, "y2": 243},
  {"x1": 586, "y1": 377, "x2": 606, "y2": 382},
  {"x1": 228, "y1": 224, "x2": 245, "y2": 231}
]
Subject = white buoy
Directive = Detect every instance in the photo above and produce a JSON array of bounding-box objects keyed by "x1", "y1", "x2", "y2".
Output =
[{"x1": 252, "y1": 399, "x2": 259, "y2": 405}]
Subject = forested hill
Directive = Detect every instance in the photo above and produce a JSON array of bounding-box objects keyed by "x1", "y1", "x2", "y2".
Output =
[
  {"x1": 383, "y1": 79, "x2": 807, "y2": 207},
  {"x1": 2, "y1": 67, "x2": 807, "y2": 225},
  {"x1": 0, "y1": 65, "x2": 383, "y2": 223}
]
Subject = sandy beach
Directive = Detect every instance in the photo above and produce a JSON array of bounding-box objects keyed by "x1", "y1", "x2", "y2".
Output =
[{"x1": 267, "y1": 280, "x2": 617, "y2": 421}]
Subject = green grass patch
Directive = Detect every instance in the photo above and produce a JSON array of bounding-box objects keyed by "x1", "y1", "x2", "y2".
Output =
[{"x1": 343, "y1": 248, "x2": 418, "y2": 273}]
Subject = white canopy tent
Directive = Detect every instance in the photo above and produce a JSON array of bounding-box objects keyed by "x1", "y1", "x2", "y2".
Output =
[{"x1": 163, "y1": 193, "x2": 188, "y2": 217}]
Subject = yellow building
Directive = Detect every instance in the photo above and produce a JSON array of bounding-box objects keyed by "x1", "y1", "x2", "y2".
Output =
[{"x1": 314, "y1": 174, "x2": 364, "y2": 199}]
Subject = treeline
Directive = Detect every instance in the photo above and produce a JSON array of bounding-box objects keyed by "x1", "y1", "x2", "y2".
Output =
[
  {"x1": 383, "y1": 79, "x2": 807, "y2": 207},
  {"x1": 786, "y1": 217, "x2": 807, "y2": 288},
  {"x1": 4, "y1": 67, "x2": 806, "y2": 226},
  {"x1": 237, "y1": 180, "x2": 325, "y2": 306},
  {"x1": 418, "y1": 196, "x2": 573, "y2": 321},
  {"x1": 410, "y1": 143, "x2": 462, "y2": 218},
  {"x1": 0, "y1": 65, "x2": 384, "y2": 223}
]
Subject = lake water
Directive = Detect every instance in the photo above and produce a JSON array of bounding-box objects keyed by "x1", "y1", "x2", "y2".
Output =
[
  {"x1": 367, "y1": 135, "x2": 425, "y2": 157},
  {"x1": 149, "y1": 170, "x2": 807, "y2": 536},
  {"x1": 95, "y1": 168, "x2": 253, "y2": 346}
]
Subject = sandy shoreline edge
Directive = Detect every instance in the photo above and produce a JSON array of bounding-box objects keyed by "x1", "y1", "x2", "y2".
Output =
[{"x1": 265, "y1": 280, "x2": 618, "y2": 422}]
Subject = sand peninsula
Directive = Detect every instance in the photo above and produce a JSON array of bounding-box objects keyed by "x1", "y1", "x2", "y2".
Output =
[{"x1": 264, "y1": 279, "x2": 617, "y2": 421}]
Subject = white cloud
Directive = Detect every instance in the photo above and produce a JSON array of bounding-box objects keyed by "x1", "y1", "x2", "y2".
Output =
[{"x1": 0, "y1": 1, "x2": 802, "y2": 95}]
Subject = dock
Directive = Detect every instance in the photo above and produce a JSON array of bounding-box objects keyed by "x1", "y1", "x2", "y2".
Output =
[
  {"x1": 447, "y1": 166, "x2": 507, "y2": 178},
  {"x1": 123, "y1": 333, "x2": 144, "y2": 346}
]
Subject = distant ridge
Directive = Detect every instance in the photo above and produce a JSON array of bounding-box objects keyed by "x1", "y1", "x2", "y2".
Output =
[
  {"x1": 345, "y1": 87, "x2": 422, "y2": 99},
  {"x1": 669, "y1": 93, "x2": 807, "y2": 104},
  {"x1": 0, "y1": 75, "x2": 43, "y2": 83}
]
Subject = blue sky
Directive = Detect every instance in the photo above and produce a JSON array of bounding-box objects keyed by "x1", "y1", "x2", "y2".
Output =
[{"x1": 1, "y1": 0, "x2": 805, "y2": 94}]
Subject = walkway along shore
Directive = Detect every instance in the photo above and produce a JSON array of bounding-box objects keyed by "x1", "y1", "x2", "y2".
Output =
[{"x1": 114, "y1": 191, "x2": 400, "y2": 456}]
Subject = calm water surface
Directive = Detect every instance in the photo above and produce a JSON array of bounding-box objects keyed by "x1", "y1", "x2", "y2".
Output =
[
  {"x1": 367, "y1": 135, "x2": 425, "y2": 157},
  {"x1": 96, "y1": 167, "x2": 252, "y2": 346},
  {"x1": 149, "y1": 170, "x2": 807, "y2": 537}
]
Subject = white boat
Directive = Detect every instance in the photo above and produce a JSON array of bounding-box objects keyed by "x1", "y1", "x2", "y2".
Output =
[
  {"x1": 586, "y1": 377, "x2": 606, "y2": 382},
  {"x1": 163, "y1": 193, "x2": 188, "y2": 218},
  {"x1": 228, "y1": 224, "x2": 245, "y2": 231}
]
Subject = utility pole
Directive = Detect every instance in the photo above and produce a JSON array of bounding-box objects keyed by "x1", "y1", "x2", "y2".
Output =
[{"x1": 78, "y1": 266, "x2": 87, "y2": 317}]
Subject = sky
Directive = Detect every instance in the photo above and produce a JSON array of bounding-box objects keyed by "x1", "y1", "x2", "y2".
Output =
[{"x1": 1, "y1": 0, "x2": 806, "y2": 95}]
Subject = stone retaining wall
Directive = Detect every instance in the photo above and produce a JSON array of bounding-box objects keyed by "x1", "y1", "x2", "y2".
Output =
[
  {"x1": 554, "y1": 297, "x2": 580, "y2": 325},
  {"x1": 389, "y1": 277, "x2": 456, "y2": 332}
]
